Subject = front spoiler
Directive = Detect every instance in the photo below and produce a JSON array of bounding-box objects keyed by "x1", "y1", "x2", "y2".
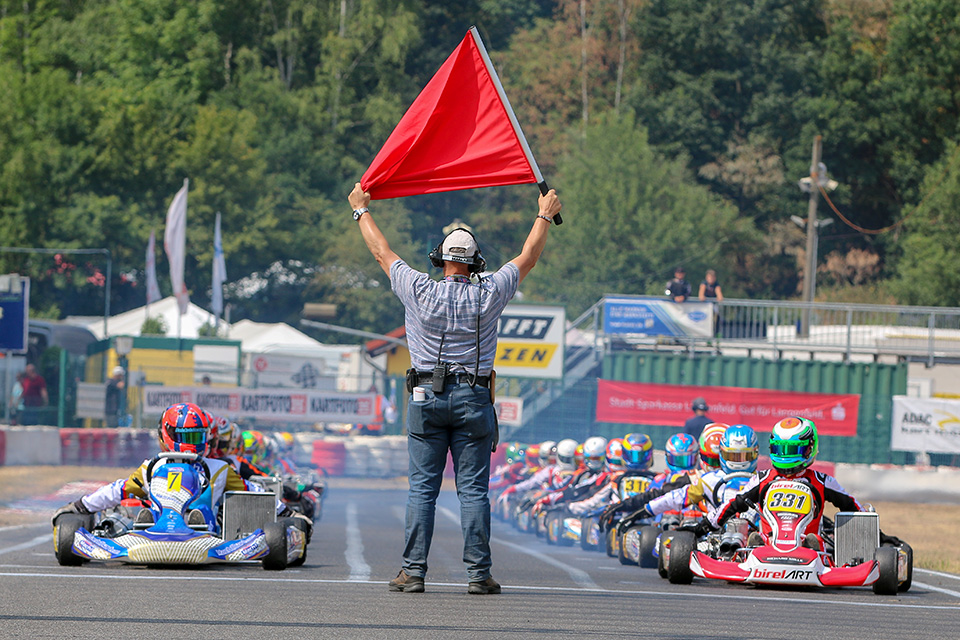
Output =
[
  {"x1": 690, "y1": 550, "x2": 879, "y2": 588},
  {"x1": 72, "y1": 528, "x2": 269, "y2": 565}
]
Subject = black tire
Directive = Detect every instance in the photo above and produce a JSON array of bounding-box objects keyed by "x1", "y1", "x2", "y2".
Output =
[
  {"x1": 873, "y1": 546, "x2": 899, "y2": 595},
  {"x1": 605, "y1": 525, "x2": 619, "y2": 558},
  {"x1": 638, "y1": 526, "x2": 660, "y2": 569},
  {"x1": 898, "y1": 543, "x2": 913, "y2": 592},
  {"x1": 262, "y1": 521, "x2": 288, "y2": 571},
  {"x1": 285, "y1": 517, "x2": 310, "y2": 568},
  {"x1": 666, "y1": 531, "x2": 695, "y2": 584},
  {"x1": 657, "y1": 536, "x2": 669, "y2": 579},
  {"x1": 580, "y1": 518, "x2": 599, "y2": 551},
  {"x1": 545, "y1": 512, "x2": 559, "y2": 545},
  {"x1": 54, "y1": 514, "x2": 90, "y2": 566},
  {"x1": 619, "y1": 527, "x2": 640, "y2": 566},
  {"x1": 534, "y1": 512, "x2": 547, "y2": 538}
]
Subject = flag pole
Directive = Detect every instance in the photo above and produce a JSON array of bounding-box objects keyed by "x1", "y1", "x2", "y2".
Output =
[{"x1": 468, "y1": 26, "x2": 563, "y2": 225}]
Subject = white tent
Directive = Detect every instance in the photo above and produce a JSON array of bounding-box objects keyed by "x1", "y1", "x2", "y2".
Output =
[
  {"x1": 229, "y1": 319, "x2": 328, "y2": 353},
  {"x1": 68, "y1": 296, "x2": 219, "y2": 340}
]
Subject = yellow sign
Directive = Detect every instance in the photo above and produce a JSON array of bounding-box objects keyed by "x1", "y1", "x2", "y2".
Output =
[
  {"x1": 621, "y1": 477, "x2": 650, "y2": 496},
  {"x1": 495, "y1": 342, "x2": 558, "y2": 368},
  {"x1": 167, "y1": 470, "x2": 182, "y2": 493},
  {"x1": 765, "y1": 487, "x2": 812, "y2": 515}
]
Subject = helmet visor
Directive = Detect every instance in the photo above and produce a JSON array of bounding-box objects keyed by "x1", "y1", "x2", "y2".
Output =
[
  {"x1": 721, "y1": 449, "x2": 758, "y2": 463},
  {"x1": 667, "y1": 451, "x2": 698, "y2": 469},
  {"x1": 769, "y1": 439, "x2": 812, "y2": 459},
  {"x1": 175, "y1": 426, "x2": 207, "y2": 446}
]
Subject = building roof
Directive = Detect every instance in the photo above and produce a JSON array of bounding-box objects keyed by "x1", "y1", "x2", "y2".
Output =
[{"x1": 66, "y1": 296, "x2": 220, "y2": 340}]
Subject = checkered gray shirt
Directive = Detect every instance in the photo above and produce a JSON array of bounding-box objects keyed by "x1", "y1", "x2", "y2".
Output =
[{"x1": 390, "y1": 259, "x2": 519, "y2": 375}]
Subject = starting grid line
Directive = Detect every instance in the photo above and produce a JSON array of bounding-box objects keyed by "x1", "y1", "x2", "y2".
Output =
[{"x1": 0, "y1": 571, "x2": 956, "y2": 611}]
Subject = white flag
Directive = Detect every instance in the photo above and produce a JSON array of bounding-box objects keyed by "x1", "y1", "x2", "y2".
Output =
[
  {"x1": 163, "y1": 179, "x2": 189, "y2": 315},
  {"x1": 212, "y1": 212, "x2": 226, "y2": 318},
  {"x1": 145, "y1": 229, "x2": 162, "y2": 304}
]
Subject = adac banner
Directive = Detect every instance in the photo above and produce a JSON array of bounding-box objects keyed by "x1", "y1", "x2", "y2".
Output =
[
  {"x1": 603, "y1": 297, "x2": 714, "y2": 338},
  {"x1": 596, "y1": 379, "x2": 860, "y2": 437},
  {"x1": 891, "y1": 396, "x2": 960, "y2": 454},
  {"x1": 142, "y1": 386, "x2": 376, "y2": 423},
  {"x1": 495, "y1": 304, "x2": 565, "y2": 379}
]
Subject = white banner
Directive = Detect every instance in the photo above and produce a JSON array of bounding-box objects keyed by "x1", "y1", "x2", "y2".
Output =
[
  {"x1": 495, "y1": 396, "x2": 523, "y2": 427},
  {"x1": 145, "y1": 230, "x2": 162, "y2": 305},
  {"x1": 211, "y1": 212, "x2": 226, "y2": 318},
  {"x1": 141, "y1": 386, "x2": 376, "y2": 423},
  {"x1": 494, "y1": 304, "x2": 565, "y2": 379},
  {"x1": 891, "y1": 395, "x2": 960, "y2": 454},
  {"x1": 164, "y1": 179, "x2": 189, "y2": 315}
]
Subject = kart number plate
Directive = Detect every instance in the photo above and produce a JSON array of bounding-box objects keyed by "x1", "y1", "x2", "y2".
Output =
[
  {"x1": 764, "y1": 487, "x2": 812, "y2": 515},
  {"x1": 621, "y1": 478, "x2": 649, "y2": 496}
]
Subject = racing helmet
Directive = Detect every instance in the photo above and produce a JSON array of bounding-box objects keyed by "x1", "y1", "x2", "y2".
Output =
[
  {"x1": 698, "y1": 423, "x2": 728, "y2": 470},
  {"x1": 621, "y1": 433, "x2": 654, "y2": 471},
  {"x1": 582, "y1": 436, "x2": 608, "y2": 472},
  {"x1": 207, "y1": 415, "x2": 230, "y2": 457},
  {"x1": 539, "y1": 440, "x2": 557, "y2": 467},
  {"x1": 158, "y1": 403, "x2": 212, "y2": 455},
  {"x1": 505, "y1": 442, "x2": 526, "y2": 465},
  {"x1": 216, "y1": 422, "x2": 243, "y2": 458},
  {"x1": 555, "y1": 439, "x2": 579, "y2": 471},
  {"x1": 665, "y1": 433, "x2": 699, "y2": 472},
  {"x1": 769, "y1": 416, "x2": 819, "y2": 476},
  {"x1": 719, "y1": 424, "x2": 759, "y2": 474},
  {"x1": 242, "y1": 430, "x2": 266, "y2": 465},
  {"x1": 524, "y1": 444, "x2": 541, "y2": 468},
  {"x1": 277, "y1": 431, "x2": 295, "y2": 454},
  {"x1": 605, "y1": 438, "x2": 624, "y2": 470},
  {"x1": 574, "y1": 444, "x2": 585, "y2": 469}
]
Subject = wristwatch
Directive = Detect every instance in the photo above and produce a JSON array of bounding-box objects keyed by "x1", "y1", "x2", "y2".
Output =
[{"x1": 352, "y1": 207, "x2": 369, "y2": 221}]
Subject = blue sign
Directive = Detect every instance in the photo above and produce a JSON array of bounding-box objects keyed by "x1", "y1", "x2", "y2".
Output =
[
  {"x1": 603, "y1": 297, "x2": 714, "y2": 338},
  {"x1": 0, "y1": 277, "x2": 29, "y2": 352}
]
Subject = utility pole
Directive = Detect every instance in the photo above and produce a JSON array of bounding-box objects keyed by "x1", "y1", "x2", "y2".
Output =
[{"x1": 800, "y1": 136, "x2": 822, "y2": 339}]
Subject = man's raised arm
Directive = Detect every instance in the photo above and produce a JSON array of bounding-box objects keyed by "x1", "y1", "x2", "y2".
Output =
[
  {"x1": 349, "y1": 183, "x2": 401, "y2": 276},
  {"x1": 509, "y1": 189, "x2": 562, "y2": 283}
]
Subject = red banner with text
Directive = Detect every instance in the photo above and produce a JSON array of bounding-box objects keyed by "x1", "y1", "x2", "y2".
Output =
[{"x1": 596, "y1": 380, "x2": 860, "y2": 436}]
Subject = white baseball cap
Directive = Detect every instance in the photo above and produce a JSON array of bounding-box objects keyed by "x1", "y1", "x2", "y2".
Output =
[
  {"x1": 441, "y1": 229, "x2": 479, "y2": 263},
  {"x1": 112, "y1": 366, "x2": 125, "y2": 376}
]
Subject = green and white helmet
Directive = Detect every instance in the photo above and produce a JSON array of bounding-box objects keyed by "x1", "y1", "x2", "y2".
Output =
[{"x1": 769, "y1": 417, "x2": 819, "y2": 475}]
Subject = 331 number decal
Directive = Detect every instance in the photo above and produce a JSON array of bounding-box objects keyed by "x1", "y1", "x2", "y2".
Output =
[{"x1": 765, "y1": 488, "x2": 812, "y2": 514}]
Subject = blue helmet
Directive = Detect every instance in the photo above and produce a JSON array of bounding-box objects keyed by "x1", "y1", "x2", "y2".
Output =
[
  {"x1": 665, "y1": 433, "x2": 698, "y2": 472},
  {"x1": 621, "y1": 433, "x2": 653, "y2": 471},
  {"x1": 719, "y1": 424, "x2": 759, "y2": 474}
]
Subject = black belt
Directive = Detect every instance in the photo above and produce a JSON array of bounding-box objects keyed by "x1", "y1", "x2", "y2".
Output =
[{"x1": 416, "y1": 371, "x2": 490, "y2": 388}]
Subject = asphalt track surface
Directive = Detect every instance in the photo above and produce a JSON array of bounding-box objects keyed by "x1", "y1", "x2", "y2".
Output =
[{"x1": 1, "y1": 488, "x2": 958, "y2": 639}]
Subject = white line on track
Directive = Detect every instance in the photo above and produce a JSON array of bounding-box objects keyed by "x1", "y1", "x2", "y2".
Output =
[
  {"x1": 0, "y1": 523, "x2": 48, "y2": 534},
  {"x1": 436, "y1": 505, "x2": 600, "y2": 591},
  {"x1": 912, "y1": 580, "x2": 960, "y2": 599},
  {"x1": 0, "y1": 571, "x2": 956, "y2": 610},
  {"x1": 344, "y1": 502, "x2": 371, "y2": 582},
  {"x1": 915, "y1": 568, "x2": 960, "y2": 582},
  {"x1": 0, "y1": 534, "x2": 52, "y2": 556}
]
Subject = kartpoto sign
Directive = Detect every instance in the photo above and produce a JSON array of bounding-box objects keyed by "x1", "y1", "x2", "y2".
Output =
[
  {"x1": 891, "y1": 396, "x2": 960, "y2": 454},
  {"x1": 142, "y1": 386, "x2": 376, "y2": 423},
  {"x1": 494, "y1": 304, "x2": 565, "y2": 379},
  {"x1": 596, "y1": 379, "x2": 860, "y2": 437}
]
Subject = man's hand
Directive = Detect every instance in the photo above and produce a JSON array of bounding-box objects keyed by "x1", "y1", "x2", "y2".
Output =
[
  {"x1": 538, "y1": 189, "x2": 562, "y2": 220},
  {"x1": 51, "y1": 499, "x2": 91, "y2": 526},
  {"x1": 349, "y1": 183, "x2": 371, "y2": 210}
]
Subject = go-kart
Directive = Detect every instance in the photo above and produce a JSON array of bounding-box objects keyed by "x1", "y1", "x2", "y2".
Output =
[
  {"x1": 621, "y1": 509, "x2": 703, "y2": 570},
  {"x1": 664, "y1": 478, "x2": 912, "y2": 594},
  {"x1": 53, "y1": 452, "x2": 308, "y2": 570}
]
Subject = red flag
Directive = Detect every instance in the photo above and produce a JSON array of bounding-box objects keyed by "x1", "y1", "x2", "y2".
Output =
[{"x1": 361, "y1": 27, "x2": 543, "y2": 200}]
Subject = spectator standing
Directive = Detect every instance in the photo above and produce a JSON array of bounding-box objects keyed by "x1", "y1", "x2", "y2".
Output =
[
  {"x1": 665, "y1": 266, "x2": 691, "y2": 302},
  {"x1": 699, "y1": 269, "x2": 724, "y2": 301},
  {"x1": 105, "y1": 366, "x2": 125, "y2": 428},
  {"x1": 20, "y1": 364, "x2": 48, "y2": 425},
  {"x1": 682, "y1": 397, "x2": 711, "y2": 439}
]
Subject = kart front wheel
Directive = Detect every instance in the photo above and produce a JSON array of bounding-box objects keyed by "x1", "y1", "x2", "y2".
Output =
[
  {"x1": 262, "y1": 522, "x2": 289, "y2": 571},
  {"x1": 54, "y1": 514, "x2": 91, "y2": 567},
  {"x1": 605, "y1": 526, "x2": 619, "y2": 558},
  {"x1": 580, "y1": 517, "x2": 599, "y2": 551},
  {"x1": 873, "y1": 546, "x2": 899, "y2": 595},
  {"x1": 666, "y1": 531, "x2": 695, "y2": 584},
  {"x1": 638, "y1": 526, "x2": 659, "y2": 569},
  {"x1": 619, "y1": 527, "x2": 639, "y2": 566}
]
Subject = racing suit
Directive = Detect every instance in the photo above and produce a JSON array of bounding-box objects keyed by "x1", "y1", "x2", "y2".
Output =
[
  {"x1": 497, "y1": 464, "x2": 555, "y2": 503},
  {"x1": 536, "y1": 467, "x2": 608, "y2": 510},
  {"x1": 707, "y1": 468, "x2": 862, "y2": 539},
  {"x1": 643, "y1": 470, "x2": 755, "y2": 518}
]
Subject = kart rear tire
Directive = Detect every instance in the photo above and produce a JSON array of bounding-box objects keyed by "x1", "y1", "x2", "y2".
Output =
[
  {"x1": 666, "y1": 531, "x2": 695, "y2": 585},
  {"x1": 54, "y1": 514, "x2": 90, "y2": 567},
  {"x1": 873, "y1": 546, "x2": 899, "y2": 595},
  {"x1": 262, "y1": 521, "x2": 289, "y2": 571},
  {"x1": 580, "y1": 517, "x2": 598, "y2": 551},
  {"x1": 657, "y1": 536, "x2": 668, "y2": 579},
  {"x1": 638, "y1": 526, "x2": 659, "y2": 569},
  {"x1": 619, "y1": 527, "x2": 639, "y2": 566},
  {"x1": 898, "y1": 542, "x2": 913, "y2": 592},
  {"x1": 545, "y1": 512, "x2": 559, "y2": 545},
  {"x1": 605, "y1": 526, "x2": 619, "y2": 558}
]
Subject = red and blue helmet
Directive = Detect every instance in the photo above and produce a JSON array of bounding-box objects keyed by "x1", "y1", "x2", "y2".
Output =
[
  {"x1": 621, "y1": 433, "x2": 653, "y2": 471},
  {"x1": 158, "y1": 403, "x2": 211, "y2": 454},
  {"x1": 665, "y1": 433, "x2": 699, "y2": 472}
]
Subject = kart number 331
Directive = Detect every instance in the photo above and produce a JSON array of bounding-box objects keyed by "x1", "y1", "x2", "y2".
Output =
[{"x1": 765, "y1": 487, "x2": 812, "y2": 515}]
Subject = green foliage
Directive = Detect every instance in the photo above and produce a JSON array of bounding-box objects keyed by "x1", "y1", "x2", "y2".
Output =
[{"x1": 140, "y1": 315, "x2": 168, "y2": 336}]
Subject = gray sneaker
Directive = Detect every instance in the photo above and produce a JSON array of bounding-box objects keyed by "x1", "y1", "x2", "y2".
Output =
[
  {"x1": 467, "y1": 577, "x2": 501, "y2": 594},
  {"x1": 388, "y1": 570, "x2": 425, "y2": 593}
]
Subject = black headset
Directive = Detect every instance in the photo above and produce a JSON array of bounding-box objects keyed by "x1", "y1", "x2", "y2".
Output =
[{"x1": 428, "y1": 227, "x2": 486, "y2": 273}]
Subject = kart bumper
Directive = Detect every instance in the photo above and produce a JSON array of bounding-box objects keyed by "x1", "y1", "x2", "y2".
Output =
[
  {"x1": 691, "y1": 551, "x2": 880, "y2": 587},
  {"x1": 72, "y1": 528, "x2": 269, "y2": 564}
]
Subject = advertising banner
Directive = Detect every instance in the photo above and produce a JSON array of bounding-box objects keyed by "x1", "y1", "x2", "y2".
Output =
[
  {"x1": 142, "y1": 386, "x2": 376, "y2": 423},
  {"x1": 495, "y1": 396, "x2": 524, "y2": 427},
  {"x1": 0, "y1": 276, "x2": 29, "y2": 353},
  {"x1": 891, "y1": 396, "x2": 960, "y2": 454},
  {"x1": 596, "y1": 379, "x2": 860, "y2": 437},
  {"x1": 495, "y1": 304, "x2": 565, "y2": 379},
  {"x1": 603, "y1": 297, "x2": 714, "y2": 338}
]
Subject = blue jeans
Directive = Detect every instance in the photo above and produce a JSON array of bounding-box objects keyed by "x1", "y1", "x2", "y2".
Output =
[{"x1": 402, "y1": 381, "x2": 496, "y2": 582}]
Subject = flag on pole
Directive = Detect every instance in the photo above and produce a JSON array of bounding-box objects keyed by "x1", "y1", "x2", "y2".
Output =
[
  {"x1": 164, "y1": 179, "x2": 189, "y2": 315},
  {"x1": 211, "y1": 212, "x2": 226, "y2": 320},
  {"x1": 145, "y1": 229, "x2": 161, "y2": 305},
  {"x1": 361, "y1": 26, "x2": 549, "y2": 203}
]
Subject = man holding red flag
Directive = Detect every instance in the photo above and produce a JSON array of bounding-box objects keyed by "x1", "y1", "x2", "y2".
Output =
[{"x1": 349, "y1": 182, "x2": 561, "y2": 594}]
